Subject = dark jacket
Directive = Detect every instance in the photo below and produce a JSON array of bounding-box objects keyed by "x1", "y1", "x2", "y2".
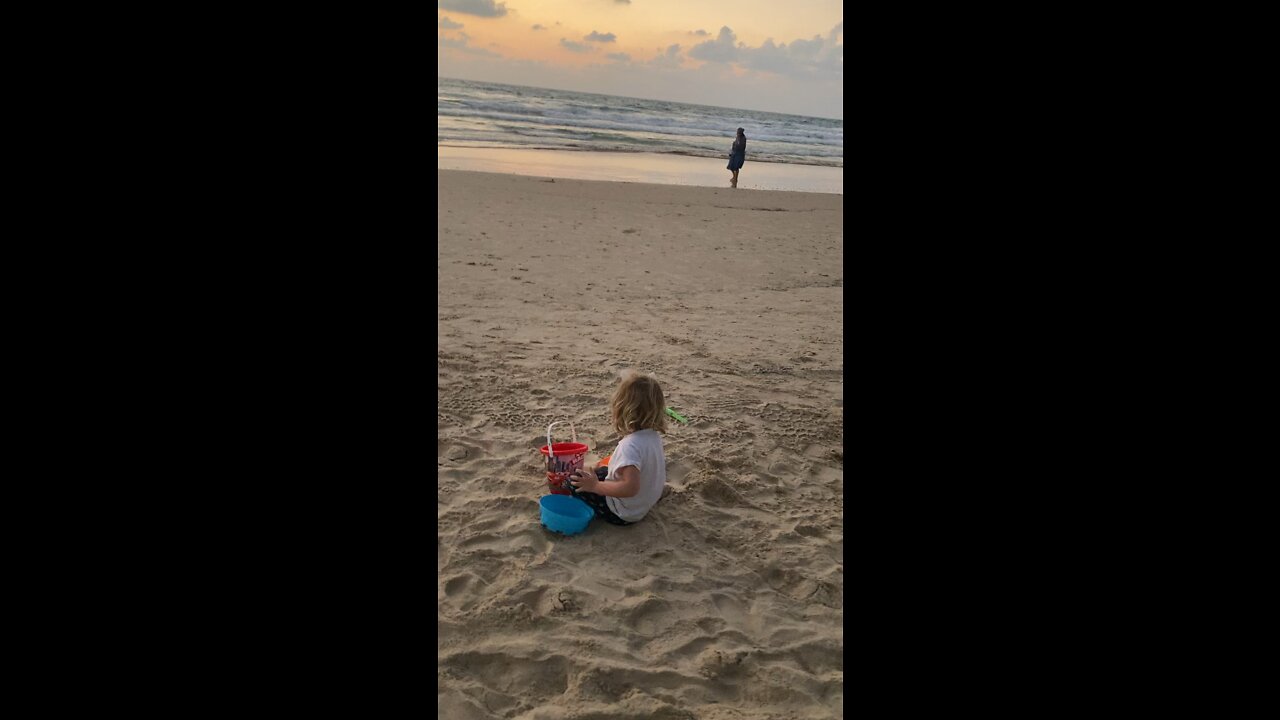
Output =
[{"x1": 727, "y1": 135, "x2": 746, "y2": 171}]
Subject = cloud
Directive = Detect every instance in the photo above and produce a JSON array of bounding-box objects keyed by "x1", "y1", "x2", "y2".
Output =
[
  {"x1": 740, "y1": 39, "x2": 790, "y2": 74},
  {"x1": 614, "y1": 0, "x2": 631, "y2": 4},
  {"x1": 560, "y1": 38, "x2": 594, "y2": 53},
  {"x1": 688, "y1": 26, "x2": 739, "y2": 62},
  {"x1": 787, "y1": 36, "x2": 824, "y2": 60},
  {"x1": 532, "y1": 23, "x2": 545, "y2": 30},
  {"x1": 606, "y1": 52, "x2": 631, "y2": 62},
  {"x1": 681, "y1": 21, "x2": 843, "y2": 79},
  {"x1": 648, "y1": 43, "x2": 683, "y2": 68},
  {"x1": 439, "y1": 16, "x2": 464, "y2": 29},
  {"x1": 585, "y1": 31, "x2": 616, "y2": 42},
  {"x1": 736, "y1": 21, "x2": 844, "y2": 79},
  {"x1": 688, "y1": 29, "x2": 709, "y2": 36},
  {"x1": 439, "y1": 30, "x2": 501, "y2": 57},
  {"x1": 437, "y1": 0, "x2": 508, "y2": 18}
]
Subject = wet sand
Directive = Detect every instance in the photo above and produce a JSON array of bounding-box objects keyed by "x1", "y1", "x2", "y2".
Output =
[{"x1": 438, "y1": 146, "x2": 844, "y2": 194}]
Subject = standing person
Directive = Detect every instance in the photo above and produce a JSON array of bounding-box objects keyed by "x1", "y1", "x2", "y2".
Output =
[
  {"x1": 566, "y1": 370, "x2": 668, "y2": 526},
  {"x1": 727, "y1": 127, "x2": 746, "y2": 187}
]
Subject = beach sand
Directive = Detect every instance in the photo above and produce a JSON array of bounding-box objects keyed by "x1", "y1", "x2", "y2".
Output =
[{"x1": 438, "y1": 169, "x2": 844, "y2": 720}]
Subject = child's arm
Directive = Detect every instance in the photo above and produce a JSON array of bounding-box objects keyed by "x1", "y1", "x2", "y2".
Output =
[{"x1": 569, "y1": 465, "x2": 640, "y2": 498}]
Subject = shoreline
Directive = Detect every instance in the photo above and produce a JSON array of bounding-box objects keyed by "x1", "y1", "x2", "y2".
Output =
[
  {"x1": 437, "y1": 167, "x2": 839, "y2": 203},
  {"x1": 440, "y1": 142, "x2": 842, "y2": 168},
  {"x1": 438, "y1": 145, "x2": 844, "y2": 195}
]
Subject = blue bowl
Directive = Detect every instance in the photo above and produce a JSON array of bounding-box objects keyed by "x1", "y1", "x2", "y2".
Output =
[{"x1": 540, "y1": 495, "x2": 593, "y2": 535}]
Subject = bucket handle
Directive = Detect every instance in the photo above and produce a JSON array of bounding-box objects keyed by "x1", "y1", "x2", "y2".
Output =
[{"x1": 546, "y1": 420, "x2": 578, "y2": 462}]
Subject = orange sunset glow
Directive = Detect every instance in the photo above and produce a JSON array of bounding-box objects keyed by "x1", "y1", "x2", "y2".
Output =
[{"x1": 439, "y1": 0, "x2": 843, "y2": 118}]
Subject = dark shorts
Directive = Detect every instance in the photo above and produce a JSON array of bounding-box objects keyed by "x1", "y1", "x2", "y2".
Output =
[{"x1": 569, "y1": 486, "x2": 633, "y2": 526}]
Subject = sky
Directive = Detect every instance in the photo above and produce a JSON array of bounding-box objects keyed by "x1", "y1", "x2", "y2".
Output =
[{"x1": 438, "y1": 0, "x2": 843, "y2": 119}]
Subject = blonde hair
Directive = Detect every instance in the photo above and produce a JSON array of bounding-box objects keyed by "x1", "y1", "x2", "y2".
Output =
[{"x1": 610, "y1": 370, "x2": 667, "y2": 436}]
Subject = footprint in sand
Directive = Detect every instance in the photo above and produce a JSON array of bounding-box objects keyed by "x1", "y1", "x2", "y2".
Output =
[
  {"x1": 710, "y1": 591, "x2": 746, "y2": 619},
  {"x1": 439, "y1": 651, "x2": 571, "y2": 699},
  {"x1": 623, "y1": 596, "x2": 672, "y2": 636},
  {"x1": 696, "y1": 648, "x2": 750, "y2": 678},
  {"x1": 457, "y1": 525, "x2": 551, "y2": 555},
  {"x1": 762, "y1": 564, "x2": 820, "y2": 601},
  {"x1": 442, "y1": 573, "x2": 475, "y2": 598},
  {"x1": 698, "y1": 476, "x2": 752, "y2": 507},
  {"x1": 794, "y1": 522, "x2": 826, "y2": 538}
]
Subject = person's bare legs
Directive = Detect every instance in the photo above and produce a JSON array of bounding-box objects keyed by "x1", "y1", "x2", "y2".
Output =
[{"x1": 731, "y1": 169, "x2": 739, "y2": 187}]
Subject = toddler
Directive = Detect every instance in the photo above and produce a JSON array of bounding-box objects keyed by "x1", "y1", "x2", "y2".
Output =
[{"x1": 567, "y1": 371, "x2": 668, "y2": 525}]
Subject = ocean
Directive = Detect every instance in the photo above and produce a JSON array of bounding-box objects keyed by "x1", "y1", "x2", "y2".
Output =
[{"x1": 438, "y1": 77, "x2": 843, "y2": 169}]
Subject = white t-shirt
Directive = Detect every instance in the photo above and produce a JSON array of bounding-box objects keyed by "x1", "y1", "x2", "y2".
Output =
[{"x1": 605, "y1": 429, "x2": 666, "y2": 522}]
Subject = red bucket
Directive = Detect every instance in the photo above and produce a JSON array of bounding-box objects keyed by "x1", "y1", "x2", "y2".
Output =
[{"x1": 540, "y1": 421, "x2": 587, "y2": 495}]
